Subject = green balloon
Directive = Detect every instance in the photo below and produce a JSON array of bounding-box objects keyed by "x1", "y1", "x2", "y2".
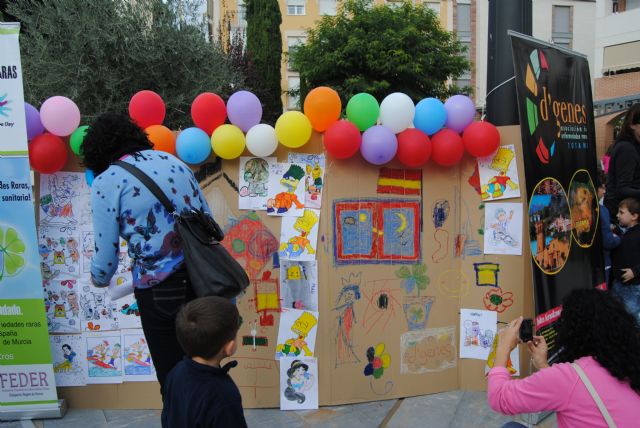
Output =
[
  {"x1": 346, "y1": 93, "x2": 380, "y2": 132},
  {"x1": 69, "y1": 125, "x2": 89, "y2": 156}
]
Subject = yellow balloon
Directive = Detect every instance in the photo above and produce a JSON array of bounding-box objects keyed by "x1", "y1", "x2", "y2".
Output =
[
  {"x1": 275, "y1": 111, "x2": 312, "y2": 148},
  {"x1": 211, "y1": 124, "x2": 246, "y2": 159}
]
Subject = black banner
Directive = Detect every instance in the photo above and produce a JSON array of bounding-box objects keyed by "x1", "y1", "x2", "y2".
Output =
[{"x1": 510, "y1": 33, "x2": 605, "y2": 359}]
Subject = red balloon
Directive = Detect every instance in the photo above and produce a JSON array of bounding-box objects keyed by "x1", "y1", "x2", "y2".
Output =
[
  {"x1": 323, "y1": 120, "x2": 362, "y2": 159},
  {"x1": 128, "y1": 90, "x2": 166, "y2": 129},
  {"x1": 397, "y1": 128, "x2": 431, "y2": 167},
  {"x1": 191, "y1": 93, "x2": 227, "y2": 135},
  {"x1": 29, "y1": 133, "x2": 68, "y2": 174},
  {"x1": 431, "y1": 129, "x2": 464, "y2": 167},
  {"x1": 463, "y1": 121, "x2": 501, "y2": 157}
]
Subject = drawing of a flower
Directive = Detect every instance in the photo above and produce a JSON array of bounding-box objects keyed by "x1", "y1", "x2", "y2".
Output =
[
  {"x1": 363, "y1": 343, "x2": 391, "y2": 379},
  {"x1": 396, "y1": 264, "x2": 429, "y2": 295},
  {"x1": 483, "y1": 288, "x2": 514, "y2": 313}
]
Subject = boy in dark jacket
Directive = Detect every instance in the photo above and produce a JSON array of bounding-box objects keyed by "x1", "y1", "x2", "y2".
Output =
[
  {"x1": 611, "y1": 197, "x2": 640, "y2": 325},
  {"x1": 162, "y1": 296, "x2": 247, "y2": 428}
]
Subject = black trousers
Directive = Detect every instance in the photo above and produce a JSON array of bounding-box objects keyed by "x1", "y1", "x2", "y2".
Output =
[{"x1": 134, "y1": 269, "x2": 196, "y2": 395}]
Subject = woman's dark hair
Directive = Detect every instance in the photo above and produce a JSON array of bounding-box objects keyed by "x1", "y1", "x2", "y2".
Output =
[
  {"x1": 286, "y1": 360, "x2": 309, "y2": 378},
  {"x1": 616, "y1": 103, "x2": 640, "y2": 144},
  {"x1": 556, "y1": 288, "x2": 640, "y2": 393},
  {"x1": 81, "y1": 113, "x2": 153, "y2": 174}
]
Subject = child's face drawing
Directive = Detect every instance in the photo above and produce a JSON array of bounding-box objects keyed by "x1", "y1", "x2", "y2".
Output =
[{"x1": 292, "y1": 366, "x2": 306, "y2": 379}]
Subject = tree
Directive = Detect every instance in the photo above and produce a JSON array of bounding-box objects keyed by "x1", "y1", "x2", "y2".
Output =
[
  {"x1": 290, "y1": 0, "x2": 470, "y2": 105},
  {"x1": 7, "y1": 0, "x2": 244, "y2": 129},
  {"x1": 245, "y1": 0, "x2": 283, "y2": 124}
]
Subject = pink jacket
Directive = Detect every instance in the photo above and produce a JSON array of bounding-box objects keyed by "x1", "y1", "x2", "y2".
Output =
[{"x1": 488, "y1": 356, "x2": 640, "y2": 427}]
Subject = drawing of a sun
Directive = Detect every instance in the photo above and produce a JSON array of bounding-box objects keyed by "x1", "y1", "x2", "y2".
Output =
[{"x1": 359, "y1": 213, "x2": 367, "y2": 222}]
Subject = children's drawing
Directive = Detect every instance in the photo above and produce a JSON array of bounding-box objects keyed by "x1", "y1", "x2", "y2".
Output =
[
  {"x1": 432, "y1": 200, "x2": 450, "y2": 228},
  {"x1": 361, "y1": 278, "x2": 402, "y2": 334},
  {"x1": 568, "y1": 169, "x2": 598, "y2": 248},
  {"x1": 79, "y1": 283, "x2": 119, "y2": 331},
  {"x1": 483, "y1": 288, "x2": 514, "y2": 313},
  {"x1": 402, "y1": 296, "x2": 435, "y2": 331},
  {"x1": 39, "y1": 230, "x2": 81, "y2": 277},
  {"x1": 437, "y1": 269, "x2": 470, "y2": 299},
  {"x1": 266, "y1": 162, "x2": 306, "y2": 217},
  {"x1": 529, "y1": 178, "x2": 571, "y2": 274},
  {"x1": 334, "y1": 273, "x2": 362, "y2": 367},
  {"x1": 242, "y1": 320, "x2": 269, "y2": 350},
  {"x1": 486, "y1": 334, "x2": 520, "y2": 376},
  {"x1": 452, "y1": 187, "x2": 483, "y2": 259},
  {"x1": 364, "y1": 343, "x2": 393, "y2": 395},
  {"x1": 395, "y1": 264, "x2": 430, "y2": 295},
  {"x1": 251, "y1": 270, "x2": 280, "y2": 326},
  {"x1": 43, "y1": 277, "x2": 81, "y2": 333},
  {"x1": 468, "y1": 163, "x2": 482, "y2": 195},
  {"x1": 279, "y1": 209, "x2": 320, "y2": 261},
  {"x1": 239, "y1": 157, "x2": 275, "y2": 210},
  {"x1": 39, "y1": 172, "x2": 90, "y2": 232},
  {"x1": 484, "y1": 202, "x2": 523, "y2": 255},
  {"x1": 221, "y1": 213, "x2": 278, "y2": 280},
  {"x1": 400, "y1": 327, "x2": 457, "y2": 374},
  {"x1": 116, "y1": 293, "x2": 142, "y2": 329},
  {"x1": 50, "y1": 334, "x2": 87, "y2": 386},
  {"x1": 431, "y1": 229, "x2": 449, "y2": 263},
  {"x1": 377, "y1": 167, "x2": 421, "y2": 195},
  {"x1": 478, "y1": 145, "x2": 521, "y2": 201},
  {"x1": 474, "y1": 262, "x2": 500, "y2": 287},
  {"x1": 275, "y1": 309, "x2": 319, "y2": 359},
  {"x1": 279, "y1": 260, "x2": 318, "y2": 311},
  {"x1": 459, "y1": 309, "x2": 497, "y2": 360},
  {"x1": 122, "y1": 329, "x2": 156, "y2": 382},
  {"x1": 85, "y1": 332, "x2": 123, "y2": 384},
  {"x1": 81, "y1": 230, "x2": 95, "y2": 274},
  {"x1": 288, "y1": 153, "x2": 326, "y2": 209},
  {"x1": 279, "y1": 357, "x2": 318, "y2": 410}
]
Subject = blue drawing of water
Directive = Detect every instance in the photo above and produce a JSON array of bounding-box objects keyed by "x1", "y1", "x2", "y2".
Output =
[
  {"x1": 88, "y1": 366, "x2": 121, "y2": 378},
  {"x1": 340, "y1": 209, "x2": 373, "y2": 255},
  {"x1": 125, "y1": 363, "x2": 152, "y2": 376},
  {"x1": 382, "y1": 208, "x2": 415, "y2": 257}
]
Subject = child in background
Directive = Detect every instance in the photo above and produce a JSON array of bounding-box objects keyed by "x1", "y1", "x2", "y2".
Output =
[
  {"x1": 161, "y1": 296, "x2": 247, "y2": 428},
  {"x1": 597, "y1": 171, "x2": 620, "y2": 285},
  {"x1": 611, "y1": 197, "x2": 640, "y2": 325}
]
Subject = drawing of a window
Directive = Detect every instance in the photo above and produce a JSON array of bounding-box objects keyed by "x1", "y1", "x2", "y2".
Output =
[{"x1": 334, "y1": 199, "x2": 421, "y2": 265}]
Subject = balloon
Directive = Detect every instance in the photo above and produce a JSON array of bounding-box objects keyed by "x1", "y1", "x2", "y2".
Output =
[
  {"x1": 396, "y1": 128, "x2": 431, "y2": 167},
  {"x1": 431, "y1": 129, "x2": 465, "y2": 166},
  {"x1": 24, "y1": 103, "x2": 44, "y2": 140},
  {"x1": 191, "y1": 92, "x2": 226, "y2": 135},
  {"x1": 85, "y1": 169, "x2": 95, "y2": 187},
  {"x1": 246, "y1": 124, "x2": 278, "y2": 157},
  {"x1": 444, "y1": 95, "x2": 476, "y2": 133},
  {"x1": 379, "y1": 93, "x2": 415, "y2": 134},
  {"x1": 360, "y1": 125, "x2": 397, "y2": 165},
  {"x1": 226, "y1": 90, "x2": 262, "y2": 132},
  {"x1": 275, "y1": 111, "x2": 312, "y2": 148},
  {"x1": 303, "y1": 86, "x2": 341, "y2": 132},
  {"x1": 128, "y1": 90, "x2": 166, "y2": 129},
  {"x1": 414, "y1": 97, "x2": 447, "y2": 135},
  {"x1": 28, "y1": 133, "x2": 68, "y2": 174},
  {"x1": 176, "y1": 127, "x2": 211, "y2": 164},
  {"x1": 463, "y1": 121, "x2": 501, "y2": 157},
  {"x1": 212, "y1": 124, "x2": 246, "y2": 160},
  {"x1": 323, "y1": 120, "x2": 362, "y2": 159},
  {"x1": 69, "y1": 125, "x2": 89, "y2": 156},
  {"x1": 146, "y1": 125, "x2": 177, "y2": 155},
  {"x1": 346, "y1": 93, "x2": 379, "y2": 132},
  {"x1": 39, "y1": 96, "x2": 81, "y2": 137}
]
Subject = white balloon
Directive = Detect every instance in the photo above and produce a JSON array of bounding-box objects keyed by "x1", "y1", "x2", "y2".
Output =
[
  {"x1": 379, "y1": 92, "x2": 415, "y2": 134},
  {"x1": 245, "y1": 124, "x2": 278, "y2": 157}
]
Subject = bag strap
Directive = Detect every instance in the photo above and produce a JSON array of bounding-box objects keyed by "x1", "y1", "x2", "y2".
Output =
[
  {"x1": 113, "y1": 160, "x2": 176, "y2": 215},
  {"x1": 570, "y1": 362, "x2": 617, "y2": 428}
]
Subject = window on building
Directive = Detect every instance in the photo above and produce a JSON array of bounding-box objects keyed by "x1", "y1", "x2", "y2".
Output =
[
  {"x1": 288, "y1": 76, "x2": 301, "y2": 110},
  {"x1": 319, "y1": 0, "x2": 337, "y2": 15},
  {"x1": 237, "y1": 0, "x2": 246, "y2": 26},
  {"x1": 552, "y1": 5, "x2": 572, "y2": 49},
  {"x1": 385, "y1": 0, "x2": 403, "y2": 10},
  {"x1": 425, "y1": 1, "x2": 440, "y2": 17},
  {"x1": 287, "y1": 0, "x2": 305, "y2": 15},
  {"x1": 456, "y1": 2, "x2": 472, "y2": 89},
  {"x1": 287, "y1": 36, "x2": 306, "y2": 71}
]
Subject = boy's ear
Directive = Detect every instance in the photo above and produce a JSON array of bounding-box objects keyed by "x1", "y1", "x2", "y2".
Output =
[{"x1": 223, "y1": 338, "x2": 237, "y2": 357}]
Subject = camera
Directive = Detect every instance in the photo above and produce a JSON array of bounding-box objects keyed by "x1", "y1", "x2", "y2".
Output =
[{"x1": 519, "y1": 318, "x2": 534, "y2": 342}]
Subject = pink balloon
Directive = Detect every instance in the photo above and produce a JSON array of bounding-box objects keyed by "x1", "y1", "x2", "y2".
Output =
[{"x1": 40, "y1": 96, "x2": 81, "y2": 137}]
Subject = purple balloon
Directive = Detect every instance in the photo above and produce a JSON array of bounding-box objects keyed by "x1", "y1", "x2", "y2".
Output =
[
  {"x1": 360, "y1": 125, "x2": 398, "y2": 165},
  {"x1": 25, "y1": 103, "x2": 45, "y2": 140},
  {"x1": 226, "y1": 91, "x2": 262, "y2": 133},
  {"x1": 444, "y1": 95, "x2": 476, "y2": 133}
]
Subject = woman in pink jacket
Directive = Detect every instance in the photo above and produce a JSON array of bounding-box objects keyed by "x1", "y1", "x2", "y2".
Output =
[{"x1": 488, "y1": 289, "x2": 640, "y2": 428}]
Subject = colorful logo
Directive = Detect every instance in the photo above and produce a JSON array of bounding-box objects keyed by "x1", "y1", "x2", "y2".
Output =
[
  {"x1": 0, "y1": 93, "x2": 12, "y2": 118},
  {"x1": 524, "y1": 50, "x2": 557, "y2": 164},
  {"x1": 0, "y1": 226, "x2": 26, "y2": 281}
]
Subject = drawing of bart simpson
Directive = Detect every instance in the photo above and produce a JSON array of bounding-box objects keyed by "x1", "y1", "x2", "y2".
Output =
[
  {"x1": 279, "y1": 209, "x2": 319, "y2": 259},
  {"x1": 276, "y1": 311, "x2": 318, "y2": 357},
  {"x1": 481, "y1": 147, "x2": 519, "y2": 200},
  {"x1": 267, "y1": 164, "x2": 305, "y2": 214}
]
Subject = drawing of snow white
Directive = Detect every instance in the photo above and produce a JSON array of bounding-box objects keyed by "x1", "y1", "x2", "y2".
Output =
[
  {"x1": 483, "y1": 202, "x2": 523, "y2": 255},
  {"x1": 279, "y1": 357, "x2": 318, "y2": 410},
  {"x1": 49, "y1": 334, "x2": 87, "y2": 386}
]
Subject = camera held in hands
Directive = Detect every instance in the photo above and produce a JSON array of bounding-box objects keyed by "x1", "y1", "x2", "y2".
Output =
[{"x1": 519, "y1": 318, "x2": 534, "y2": 343}]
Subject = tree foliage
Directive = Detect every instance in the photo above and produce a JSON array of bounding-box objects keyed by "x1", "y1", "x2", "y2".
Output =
[
  {"x1": 7, "y1": 0, "x2": 244, "y2": 128},
  {"x1": 246, "y1": 0, "x2": 283, "y2": 124},
  {"x1": 290, "y1": 0, "x2": 470, "y2": 105}
]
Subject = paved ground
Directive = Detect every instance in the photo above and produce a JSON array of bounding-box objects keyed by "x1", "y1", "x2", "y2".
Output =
[{"x1": 0, "y1": 390, "x2": 557, "y2": 428}]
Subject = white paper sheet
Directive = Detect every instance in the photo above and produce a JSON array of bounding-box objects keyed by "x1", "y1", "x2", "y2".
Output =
[
  {"x1": 266, "y1": 162, "x2": 306, "y2": 217},
  {"x1": 287, "y1": 153, "x2": 326, "y2": 209},
  {"x1": 49, "y1": 334, "x2": 87, "y2": 386},
  {"x1": 279, "y1": 260, "x2": 318, "y2": 311},
  {"x1": 85, "y1": 331, "x2": 123, "y2": 384},
  {"x1": 122, "y1": 329, "x2": 156, "y2": 382},
  {"x1": 484, "y1": 202, "x2": 523, "y2": 255},
  {"x1": 459, "y1": 308, "x2": 497, "y2": 360},
  {"x1": 238, "y1": 157, "x2": 276, "y2": 210},
  {"x1": 275, "y1": 309, "x2": 319, "y2": 360},
  {"x1": 278, "y1": 209, "x2": 320, "y2": 261},
  {"x1": 279, "y1": 356, "x2": 318, "y2": 410},
  {"x1": 477, "y1": 145, "x2": 521, "y2": 201}
]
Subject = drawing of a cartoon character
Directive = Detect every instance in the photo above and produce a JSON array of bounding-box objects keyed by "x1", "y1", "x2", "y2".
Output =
[
  {"x1": 279, "y1": 209, "x2": 318, "y2": 258},
  {"x1": 240, "y1": 158, "x2": 269, "y2": 197},
  {"x1": 481, "y1": 147, "x2": 518, "y2": 200},
  {"x1": 54, "y1": 343, "x2": 77, "y2": 373},
  {"x1": 284, "y1": 360, "x2": 314, "y2": 404},
  {"x1": 267, "y1": 165, "x2": 305, "y2": 214},
  {"x1": 276, "y1": 311, "x2": 317, "y2": 357},
  {"x1": 464, "y1": 320, "x2": 480, "y2": 346}
]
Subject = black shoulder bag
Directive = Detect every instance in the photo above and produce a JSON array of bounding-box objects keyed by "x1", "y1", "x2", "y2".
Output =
[{"x1": 114, "y1": 161, "x2": 249, "y2": 298}]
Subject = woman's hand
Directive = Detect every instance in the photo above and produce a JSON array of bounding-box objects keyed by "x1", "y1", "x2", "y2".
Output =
[
  {"x1": 494, "y1": 317, "x2": 522, "y2": 368},
  {"x1": 527, "y1": 335, "x2": 549, "y2": 370},
  {"x1": 622, "y1": 268, "x2": 635, "y2": 282}
]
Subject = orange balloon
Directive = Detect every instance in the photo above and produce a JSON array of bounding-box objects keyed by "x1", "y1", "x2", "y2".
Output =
[
  {"x1": 146, "y1": 125, "x2": 176, "y2": 155},
  {"x1": 303, "y1": 86, "x2": 342, "y2": 132}
]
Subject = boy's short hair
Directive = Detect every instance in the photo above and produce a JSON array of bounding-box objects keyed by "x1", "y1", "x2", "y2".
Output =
[
  {"x1": 619, "y1": 198, "x2": 640, "y2": 217},
  {"x1": 176, "y1": 296, "x2": 240, "y2": 359}
]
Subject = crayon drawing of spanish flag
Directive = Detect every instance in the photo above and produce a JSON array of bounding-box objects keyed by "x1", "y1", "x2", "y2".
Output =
[{"x1": 376, "y1": 168, "x2": 422, "y2": 196}]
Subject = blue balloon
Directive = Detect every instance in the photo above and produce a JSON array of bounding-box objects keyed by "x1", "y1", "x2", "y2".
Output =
[
  {"x1": 85, "y1": 168, "x2": 95, "y2": 187},
  {"x1": 176, "y1": 127, "x2": 212, "y2": 164},
  {"x1": 414, "y1": 98, "x2": 447, "y2": 135}
]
